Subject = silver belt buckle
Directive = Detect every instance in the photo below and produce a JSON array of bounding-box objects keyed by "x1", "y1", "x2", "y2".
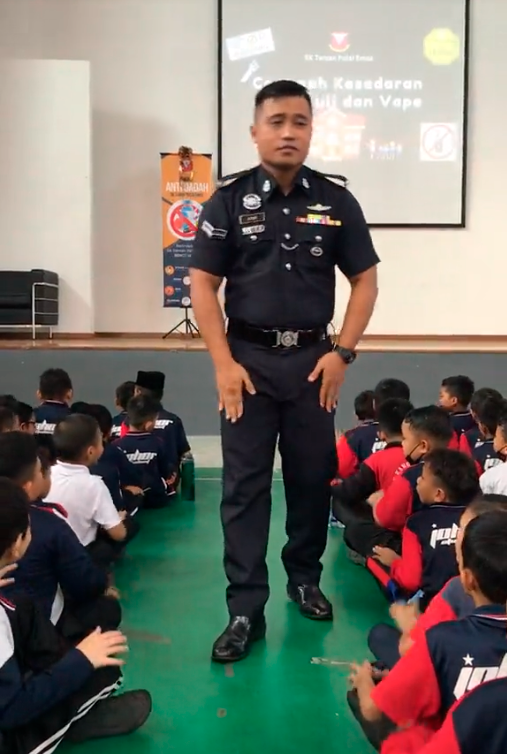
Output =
[{"x1": 276, "y1": 330, "x2": 299, "y2": 348}]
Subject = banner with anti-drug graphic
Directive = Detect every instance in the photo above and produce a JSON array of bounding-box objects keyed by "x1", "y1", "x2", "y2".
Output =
[{"x1": 161, "y1": 151, "x2": 213, "y2": 308}]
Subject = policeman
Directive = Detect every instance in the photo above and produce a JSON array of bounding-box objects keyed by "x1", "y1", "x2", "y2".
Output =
[{"x1": 190, "y1": 79, "x2": 379, "y2": 663}]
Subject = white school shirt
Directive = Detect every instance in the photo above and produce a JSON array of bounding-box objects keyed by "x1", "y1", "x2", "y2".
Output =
[
  {"x1": 44, "y1": 461, "x2": 121, "y2": 546},
  {"x1": 480, "y1": 461, "x2": 507, "y2": 496}
]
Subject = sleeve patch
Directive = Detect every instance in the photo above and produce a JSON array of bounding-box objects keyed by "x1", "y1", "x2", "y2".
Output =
[{"x1": 201, "y1": 220, "x2": 228, "y2": 239}]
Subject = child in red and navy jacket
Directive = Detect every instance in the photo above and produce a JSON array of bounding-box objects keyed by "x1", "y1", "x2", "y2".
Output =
[
  {"x1": 345, "y1": 406, "x2": 454, "y2": 559},
  {"x1": 336, "y1": 379, "x2": 410, "y2": 480},
  {"x1": 110, "y1": 381, "x2": 135, "y2": 440},
  {"x1": 333, "y1": 398, "x2": 412, "y2": 530},
  {"x1": 348, "y1": 509, "x2": 507, "y2": 752},
  {"x1": 459, "y1": 387, "x2": 502, "y2": 455},
  {"x1": 459, "y1": 395, "x2": 504, "y2": 473},
  {"x1": 439, "y1": 375, "x2": 476, "y2": 438},
  {"x1": 368, "y1": 449, "x2": 479, "y2": 608}
]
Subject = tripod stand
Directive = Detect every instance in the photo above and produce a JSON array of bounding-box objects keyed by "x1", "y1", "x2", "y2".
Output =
[{"x1": 163, "y1": 307, "x2": 200, "y2": 338}]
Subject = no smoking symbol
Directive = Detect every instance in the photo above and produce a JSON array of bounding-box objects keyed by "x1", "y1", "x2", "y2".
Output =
[{"x1": 420, "y1": 123, "x2": 457, "y2": 162}]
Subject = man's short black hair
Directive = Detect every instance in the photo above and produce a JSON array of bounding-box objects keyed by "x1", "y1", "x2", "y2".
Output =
[
  {"x1": 0, "y1": 479, "x2": 30, "y2": 559},
  {"x1": 116, "y1": 381, "x2": 136, "y2": 411},
  {"x1": 470, "y1": 387, "x2": 503, "y2": 415},
  {"x1": 53, "y1": 415, "x2": 100, "y2": 462},
  {"x1": 0, "y1": 407, "x2": 17, "y2": 433},
  {"x1": 468, "y1": 493, "x2": 507, "y2": 516},
  {"x1": 423, "y1": 448, "x2": 479, "y2": 504},
  {"x1": 373, "y1": 379, "x2": 410, "y2": 409},
  {"x1": 377, "y1": 398, "x2": 414, "y2": 437},
  {"x1": 127, "y1": 395, "x2": 159, "y2": 429},
  {"x1": 476, "y1": 396, "x2": 505, "y2": 436},
  {"x1": 404, "y1": 405, "x2": 453, "y2": 443},
  {"x1": 80, "y1": 404, "x2": 113, "y2": 436},
  {"x1": 0, "y1": 432, "x2": 39, "y2": 484},
  {"x1": 39, "y1": 368, "x2": 73, "y2": 400},
  {"x1": 15, "y1": 401, "x2": 34, "y2": 426},
  {"x1": 462, "y1": 511, "x2": 507, "y2": 604},
  {"x1": 254, "y1": 80, "x2": 312, "y2": 112},
  {"x1": 441, "y1": 375, "x2": 475, "y2": 407},
  {"x1": 354, "y1": 390, "x2": 375, "y2": 422}
]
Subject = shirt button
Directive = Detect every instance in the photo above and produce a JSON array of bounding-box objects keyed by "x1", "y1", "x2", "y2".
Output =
[
  {"x1": 315, "y1": 235, "x2": 323, "y2": 242},
  {"x1": 285, "y1": 263, "x2": 292, "y2": 270},
  {"x1": 284, "y1": 233, "x2": 291, "y2": 240},
  {"x1": 250, "y1": 235, "x2": 257, "y2": 241},
  {"x1": 283, "y1": 208, "x2": 290, "y2": 215}
]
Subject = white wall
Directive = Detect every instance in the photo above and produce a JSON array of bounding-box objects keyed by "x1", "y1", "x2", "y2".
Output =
[
  {"x1": 0, "y1": 0, "x2": 503, "y2": 335},
  {"x1": 0, "y1": 58, "x2": 92, "y2": 333}
]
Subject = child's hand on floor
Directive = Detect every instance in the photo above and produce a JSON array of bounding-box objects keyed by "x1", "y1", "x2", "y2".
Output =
[{"x1": 372, "y1": 546, "x2": 399, "y2": 566}]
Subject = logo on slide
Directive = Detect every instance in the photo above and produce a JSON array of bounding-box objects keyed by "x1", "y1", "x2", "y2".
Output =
[
  {"x1": 420, "y1": 123, "x2": 458, "y2": 162},
  {"x1": 329, "y1": 33, "x2": 350, "y2": 53},
  {"x1": 423, "y1": 29, "x2": 460, "y2": 65}
]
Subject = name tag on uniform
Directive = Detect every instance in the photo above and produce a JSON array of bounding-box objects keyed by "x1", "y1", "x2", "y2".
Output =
[
  {"x1": 296, "y1": 214, "x2": 342, "y2": 226},
  {"x1": 242, "y1": 224, "x2": 265, "y2": 235},
  {"x1": 239, "y1": 212, "x2": 265, "y2": 225}
]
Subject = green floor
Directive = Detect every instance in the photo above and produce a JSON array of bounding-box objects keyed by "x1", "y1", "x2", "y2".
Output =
[{"x1": 77, "y1": 470, "x2": 388, "y2": 754}]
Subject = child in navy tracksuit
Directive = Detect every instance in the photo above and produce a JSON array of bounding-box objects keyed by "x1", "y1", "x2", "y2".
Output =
[
  {"x1": 369, "y1": 449, "x2": 480, "y2": 608},
  {"x1": 0, "y1": 478, "x2": 151, "y2": 754},
  {"x1": 34, "y1": 369, "x2": 72, "y2": 458},
  {"x1": 110, "y1": 381, "x2": 135, "y2": 440},
  {"x1": 114, "y1": 395, "x2": 177, "y2": 509}
]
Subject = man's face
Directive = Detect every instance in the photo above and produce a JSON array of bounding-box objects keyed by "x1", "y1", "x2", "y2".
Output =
[{"x1": 250, "y1": 96, "x2": 312, "y2": 169}]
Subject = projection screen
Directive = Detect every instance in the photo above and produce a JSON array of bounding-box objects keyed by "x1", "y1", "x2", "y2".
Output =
[{"x1": 217, "y1": 0, "x2": 470, "y2": 226}]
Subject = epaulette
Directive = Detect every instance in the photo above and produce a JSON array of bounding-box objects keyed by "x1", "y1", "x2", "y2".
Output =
[
  {"x1": 311, "y1": 169, "x2": 349, "y2": 189},
  {"x1": 217, "y1": 168, "x2": 255, "y2": 189}
]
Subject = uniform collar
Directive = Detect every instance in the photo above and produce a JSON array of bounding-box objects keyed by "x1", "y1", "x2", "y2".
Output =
[
  {"x1": 256, "y1": 165, "x2": 311, "y2": 200},
  {"x1": 472, "y1": 604, "x2": 507, "y2": 618},
  {"x1": 385, "y1": 441, "x2": 402, "y2": 449}
]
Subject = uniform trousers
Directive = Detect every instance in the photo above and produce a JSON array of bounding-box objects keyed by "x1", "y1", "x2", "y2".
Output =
[{"x1": 221, "y1": 336, "x2": 337, "y2": 617}]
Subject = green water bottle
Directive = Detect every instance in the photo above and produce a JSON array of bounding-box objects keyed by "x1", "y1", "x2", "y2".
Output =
[{"x1": 180, "y1": 452, "x2": 195, "y2": 501}]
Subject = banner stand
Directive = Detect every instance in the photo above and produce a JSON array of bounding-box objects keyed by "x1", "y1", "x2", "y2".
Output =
[{"x1": 162, "y1": 307, "x2": 200, "y2": 338}]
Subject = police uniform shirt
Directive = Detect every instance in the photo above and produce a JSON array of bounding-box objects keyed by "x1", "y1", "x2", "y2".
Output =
[
  {"x1": 190, "y1": 165, "x2": 380, "y2": 329},
  {"x1": 3, "y1": 502, "x2": 107, "y2": 625},
  {"x1": 389, "y1": 504, "x2": 464, "y2": 602},
  {"x1": 34, "y1": 401, "x2": 70, "y2": 436},
  {"x1": 114, "y1": 432, "x2": 174, "y2": 503},
  {"x1": 371, "y1": 605, "x2": 507, "y2": 730},
  {"x1": 337, "y1": 421, "x2": 386, "y2": 479},
  {"x1": 375, "y1": 462, "x2": 424, "y2": 531},
  {"x1": 90, "y1": 443, "x2": 143, "y2": 510}
]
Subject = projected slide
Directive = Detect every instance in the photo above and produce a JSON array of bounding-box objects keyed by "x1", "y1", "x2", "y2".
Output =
[{"x1": 218, "y1": 0, "x2": 469, "y2": 226}]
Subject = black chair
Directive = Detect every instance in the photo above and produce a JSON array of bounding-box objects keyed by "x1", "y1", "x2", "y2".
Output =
[{"x1": 0, "y1": 269, "x2": 59, "y2": 338}]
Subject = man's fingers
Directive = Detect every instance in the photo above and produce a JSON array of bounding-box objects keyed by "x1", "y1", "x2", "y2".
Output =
[
  {"x1": 244, "y1": 377, "x2": 256, "y2": 395},
  {"x1": 308, "y1": 363, "x2": 324, "y2": 383}
]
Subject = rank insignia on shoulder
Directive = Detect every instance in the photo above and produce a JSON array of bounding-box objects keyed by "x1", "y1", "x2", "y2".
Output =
[
  {"x1": 217, "y1": 167, "x2": 255, "y2": 189},
  {"x1": 201, "y1": 220, "x2": 228, "y2": 239},
  {"x1": 310, "y1": 169, "x2": 349, "y2": 188}
]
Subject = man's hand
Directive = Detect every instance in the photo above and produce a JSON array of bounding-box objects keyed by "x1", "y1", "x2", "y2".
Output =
[
  {"x1": 216, "y1": 360, "x2": 256, "y2": 423},
  {"x1": 308, "y1": 352, "x2": 346, "y2": 411},
  {"x1": 372, "y1": 545, "x2": 399, "y2": 567}
]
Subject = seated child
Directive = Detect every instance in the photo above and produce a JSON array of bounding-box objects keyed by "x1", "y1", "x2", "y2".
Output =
[
  {"x1": 110, "y1": 381, "x2": 135, "y2": 439},
  {"x1": 15, "y1": 402, "x2": 36, "y2": 434},
  {"x1": 368, "y1": 449, "x2": 480, "y2": 608},
  {"x1": 0, "y1": 433, "x2": 120, "y2": 642},
  {"x1": 115, "y1": 395, "x2": 177, "y2": 509},
  {"x1": 480, "y1": 406, "x2": 507, "y2": 495},
  {"x1": 462, "y1": 395, "x2": 504, "y2": 473},
  {"x1": 348, "y1": 509, "x2": 507, "y2": 751},
  {"x1": 34, "y1": 368, "x2": 72, "y2": 437},
  {"x1": 121, "y1": 371, "x2": 190, "y2": 465},
  {"x1": 439, "y1": 375, "x2": 476, "y2": 436},
  {"x1": 345, "y1": 406, "x2": 454, "y2": 558},
  {"x1": 45, "y1": 414, "x2": 128, "y2": 569},
  {"x1": 460, "y1": 387, "x2": 503, "y2": 455},
  {"x1": 337, "y1": 379, "x2": 411, "y2": 480},
  {"x1": 333, "y1": 398, "x2": 413, "y2": 529},
  {"x1": 0, "y1": 478, "x2": 151, "y2": 753},
  {"x1": 83, "y1": 403, "x2": 144, "y2": 514},
  {"x1": 0, "y1": 406, "x2": 19, "y2": 433},
  {"x1": 367, "y1": 493, "x2": 507, "y2": 670}
]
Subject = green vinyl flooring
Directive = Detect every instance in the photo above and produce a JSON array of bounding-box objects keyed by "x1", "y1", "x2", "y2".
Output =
[{"x1": 73, "y1": 469, "x2": 388, "y2": 754}]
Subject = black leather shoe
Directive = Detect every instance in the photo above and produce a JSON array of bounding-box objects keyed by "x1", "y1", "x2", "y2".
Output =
[
  {"x1": 287, "y1": 584, "x2": 333, "y2": 621},
  {"x1": 211, "y1": 615, "x2": 266, "y2": 663}
]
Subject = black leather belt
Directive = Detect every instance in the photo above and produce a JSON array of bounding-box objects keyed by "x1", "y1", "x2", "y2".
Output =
[{"x1": 227, "y1": 319, "x2": 328, "y2": 349}]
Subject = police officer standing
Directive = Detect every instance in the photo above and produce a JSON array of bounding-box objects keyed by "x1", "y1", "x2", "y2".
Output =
[{"x1": 190, "y1": 80, "x2": 379, "y2": 663}]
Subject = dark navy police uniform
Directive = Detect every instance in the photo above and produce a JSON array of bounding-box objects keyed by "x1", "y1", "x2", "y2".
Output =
[{"x1": 190, "y1": 165, "x2": 379, "y2": 617}]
